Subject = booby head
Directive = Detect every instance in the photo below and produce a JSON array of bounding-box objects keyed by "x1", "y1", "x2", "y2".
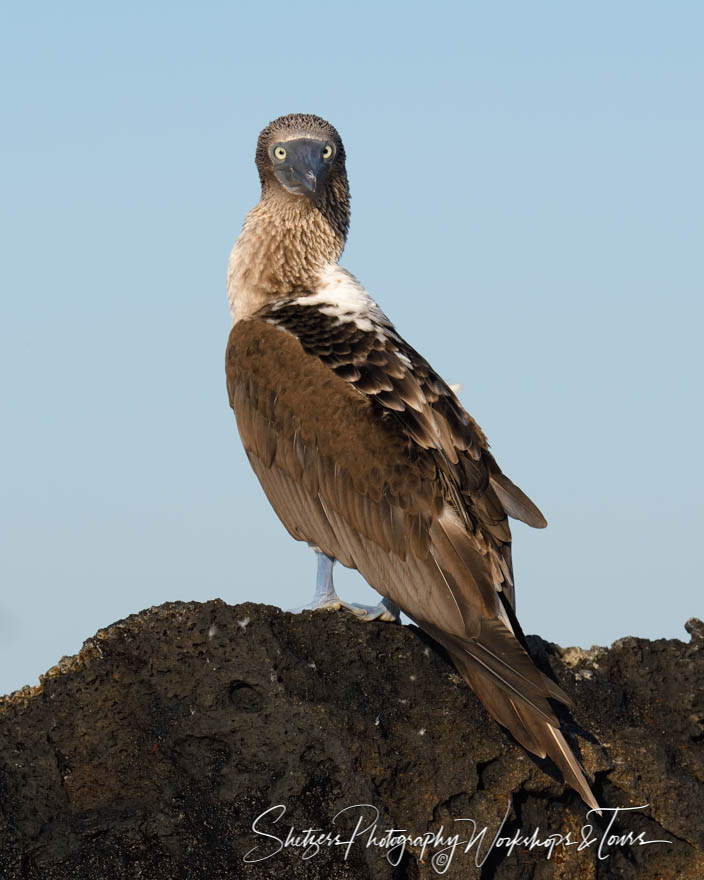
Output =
[{"x1": 255, "y1": 113, "x2": 347, "y2": 200}]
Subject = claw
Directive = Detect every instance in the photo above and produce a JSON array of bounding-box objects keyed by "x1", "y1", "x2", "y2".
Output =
[{"x1": 288, "y1": 596, "x2": 344, "y2": 614}]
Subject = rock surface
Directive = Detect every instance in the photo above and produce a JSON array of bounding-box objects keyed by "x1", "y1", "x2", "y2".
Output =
[{"x1": 0, "y1": 601, "x2": 702, "y2": 879}]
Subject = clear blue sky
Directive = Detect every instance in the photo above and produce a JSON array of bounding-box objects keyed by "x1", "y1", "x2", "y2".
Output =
[{"x1": 1, "y1": 2, "x2": 702, "y2": 696}]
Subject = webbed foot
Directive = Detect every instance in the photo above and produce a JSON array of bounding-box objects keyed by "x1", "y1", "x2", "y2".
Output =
[{"x1": 345, "y1": 598, "x2": 401, "y2": 623}]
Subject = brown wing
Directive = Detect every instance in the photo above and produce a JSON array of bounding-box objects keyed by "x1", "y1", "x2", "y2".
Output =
[
  {"x1": 226, "y1": 314, "x2": 598, "y2": 811},
  {"x1": 256, "y1": 301, "x2": 546, "y2": 610}
]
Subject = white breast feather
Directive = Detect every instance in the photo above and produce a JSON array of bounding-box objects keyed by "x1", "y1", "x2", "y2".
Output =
[{"x1": 294, "y1": 264, "x2": 392, "y2": 334}]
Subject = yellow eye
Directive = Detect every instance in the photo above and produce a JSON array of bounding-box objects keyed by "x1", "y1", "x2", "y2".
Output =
[
  {"x1": 322, "y1": 144, "x2": 334, "y2": 160},
  {"x1": 273, "y1": 145, "x2": 287, "y2": 161}
]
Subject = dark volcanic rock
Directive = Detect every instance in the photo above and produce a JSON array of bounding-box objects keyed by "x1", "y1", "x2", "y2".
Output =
[{"x1": 0, "y1": 601, "x2": 702, "y2": 879}]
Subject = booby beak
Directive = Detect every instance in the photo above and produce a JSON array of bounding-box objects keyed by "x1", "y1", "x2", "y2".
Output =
[{"x1": 272, "y1": 138, "x2": 328, "y2": 196}]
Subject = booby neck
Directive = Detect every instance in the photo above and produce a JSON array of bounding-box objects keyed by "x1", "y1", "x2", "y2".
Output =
[{"x1": 228, "y1": 179, "x2": 350, "y2": 324}]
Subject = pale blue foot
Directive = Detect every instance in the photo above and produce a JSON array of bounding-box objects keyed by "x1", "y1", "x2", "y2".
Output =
[
  {"x1": 346, "y1": 598, "x2": 401, "y2": 622},
  {"x1": 288, "y1": 553, "x2": 401, "y2": 623},
  {"x1": 288, "y1": 552, "x2": 348, "y2": 613}
]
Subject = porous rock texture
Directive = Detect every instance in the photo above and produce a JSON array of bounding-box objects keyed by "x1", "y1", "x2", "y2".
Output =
[{"x1": 0, "y1": 601, "x2": 702, "y2": 879}]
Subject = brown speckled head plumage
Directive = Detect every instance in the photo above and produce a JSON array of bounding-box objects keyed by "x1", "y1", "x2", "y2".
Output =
[
  {"x1": 254, "y1": 113, "x2": 350, "y2": 244},
  {"x1": 227, "y1": 114, "x2": 351, "y2": 315}
]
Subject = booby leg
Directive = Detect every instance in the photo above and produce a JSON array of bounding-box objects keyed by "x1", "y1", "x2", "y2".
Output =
[
  {"x1": 288, "y1": 553, "x2": 400, "y2": 623},
  {"x1": 288, "y1": 552, "x2": 347, "y2": 612}
]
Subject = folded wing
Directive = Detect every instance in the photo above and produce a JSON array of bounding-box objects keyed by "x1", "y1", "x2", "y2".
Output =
[{"x1": 226, "y1": 306, "x2": 598, "y2": 812}]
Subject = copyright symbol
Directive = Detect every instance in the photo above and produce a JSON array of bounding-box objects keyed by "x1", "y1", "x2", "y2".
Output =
[{"x1": 431, "y1": 851, "x2": 450, "y2": 871}]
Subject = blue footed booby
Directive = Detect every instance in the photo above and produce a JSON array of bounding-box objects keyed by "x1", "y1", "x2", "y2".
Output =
[{"x1": 225, "y1": 113, "x2": 600, "y2": 812}]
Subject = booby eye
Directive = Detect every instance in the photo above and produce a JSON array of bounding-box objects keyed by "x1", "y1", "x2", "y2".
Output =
[
  {"x1": 273, "y1": 145, "x2": 287, "y2": 161},
  {"x1": 322, "y1": 143, "x2": 334, "y2": 160}
]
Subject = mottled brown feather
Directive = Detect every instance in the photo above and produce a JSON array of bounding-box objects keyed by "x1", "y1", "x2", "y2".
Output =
[{"x1": 228, "y1": 315, "x2": 532, "y2": 631}]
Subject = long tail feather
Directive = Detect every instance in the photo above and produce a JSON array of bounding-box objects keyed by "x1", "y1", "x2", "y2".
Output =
[
  {"x1": 543, "y1": 724, "x2": 601, "y2": 814},
  {"x1": 435, "y1": 636, "x2": 601, "y2": 813}
]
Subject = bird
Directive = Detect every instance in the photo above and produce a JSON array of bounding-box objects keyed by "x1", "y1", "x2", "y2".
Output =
[{"x1": 225, "y1": 113, "x2": 600, "y2": 813}]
